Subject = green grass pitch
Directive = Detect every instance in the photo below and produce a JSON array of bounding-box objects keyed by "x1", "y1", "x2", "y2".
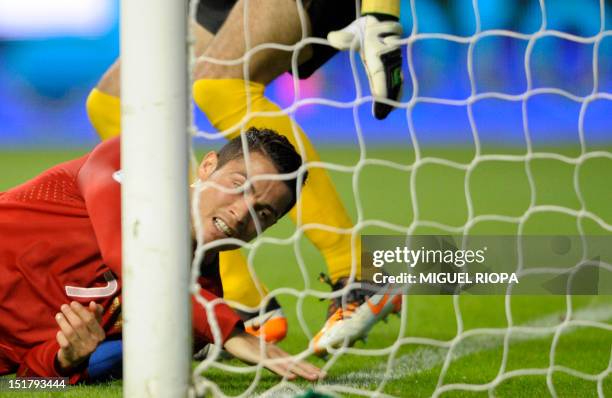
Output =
[{"x1": 1, "y1": 145, "x2": 611, "y2": 397}]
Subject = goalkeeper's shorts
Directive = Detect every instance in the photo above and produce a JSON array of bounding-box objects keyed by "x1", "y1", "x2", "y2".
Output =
[{"x1": 195, "y1": 0, "x2": 357, "y2": 78}]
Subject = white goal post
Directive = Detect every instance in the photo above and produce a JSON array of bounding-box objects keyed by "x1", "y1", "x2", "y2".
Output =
[{"x1": 120, "y1": 0, "x2": 191, "y2": 397}]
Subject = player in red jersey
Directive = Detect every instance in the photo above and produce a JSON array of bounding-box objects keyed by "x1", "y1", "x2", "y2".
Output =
[
  {"x1": 0, "y1": 128, "x2": 323, "y2": 383},
  {"x1": 87, "y1": 0, "x2": 404, "y2": 352}
]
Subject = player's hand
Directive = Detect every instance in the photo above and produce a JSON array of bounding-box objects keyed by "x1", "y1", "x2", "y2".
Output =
[
  {"x1": 54, "y1": 301, "x2": 105, "y2": 373},
  {"x1": 328, "y1": 15, "x2": 403, "y2": 119},
  {"x1": 223, "y1": 330, "x2": 324, "y2": 381}
]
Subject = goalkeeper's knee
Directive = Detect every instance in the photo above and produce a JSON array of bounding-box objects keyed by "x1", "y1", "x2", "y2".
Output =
[
  {"x1": 193, "y1": 78, "x2": 265, "y2": 139},
  {"x1": 86, "y1": 88, "x2": 121, "y2": 141}
]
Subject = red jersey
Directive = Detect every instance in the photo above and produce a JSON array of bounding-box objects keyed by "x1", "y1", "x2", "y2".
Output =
[{"x1": 0, "y1": 137, "x2": 241, "y2": 382}]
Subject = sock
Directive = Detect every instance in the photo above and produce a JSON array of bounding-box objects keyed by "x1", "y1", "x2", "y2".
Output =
[
  {"x1": 362, "y1": 0, "x2": 400, "y2": 17},
  {"x1": 86, "y1": 89, "x2": 121, "y2": 140},
  {"x1": 193, "y1": 78, "x2": 360, "y2": 283},
  {"x1": 217, "y1": 248, "x2": 267, "y2": 309}
]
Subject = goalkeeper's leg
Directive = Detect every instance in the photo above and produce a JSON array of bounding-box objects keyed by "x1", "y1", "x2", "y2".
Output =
[
  {"x1": 85, "y1": 21, "x2": 286, "y2": 343},
  {"x1": 193, "y1": 0, "x2": 359, "y2": 285},
  {"x1": 193, "y1": 0, "x2": 401, "y2": 354},
  {"x1": 86, "y1": 20, "x2": 214, "y2": 139}
]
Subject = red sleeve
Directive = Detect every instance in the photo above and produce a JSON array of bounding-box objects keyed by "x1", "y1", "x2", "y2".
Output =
[
  {"x1": 192, "y1": 288, "x2": 242, "y2": 350},
  {"x1": 77, "y1": 138, "x2": 122, "y2": 276},
  {"x1": 192, "y1": 260, "x2": 241, "y2": 347},
  {"x1": 16, "y1": 340, "x2": 87, "y2": 384}
]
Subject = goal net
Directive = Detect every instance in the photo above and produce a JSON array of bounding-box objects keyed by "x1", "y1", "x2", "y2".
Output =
[{"x1": 187, "y1": 0, "x2": 612, "y2": 396}]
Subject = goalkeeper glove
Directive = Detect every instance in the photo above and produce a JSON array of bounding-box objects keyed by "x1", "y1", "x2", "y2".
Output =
[{"x1": 328, "y1": 15, "x2": 403, "y2": 120}]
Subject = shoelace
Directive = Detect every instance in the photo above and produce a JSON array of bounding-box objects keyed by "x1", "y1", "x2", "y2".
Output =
[
  {"x1": 319, "y1": 273, "x2": 372, "y2": 318},
  {"x1": 329, "y1": 302, "x2": 359, "y2": 321},
  {"x1": 318, "y1": 272, "x2": 334, "y2": 287}
]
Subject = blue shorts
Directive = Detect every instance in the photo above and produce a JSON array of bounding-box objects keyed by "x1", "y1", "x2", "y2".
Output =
[{"x1": 87, "y1": 339, "x2": 123, "y2": 382}]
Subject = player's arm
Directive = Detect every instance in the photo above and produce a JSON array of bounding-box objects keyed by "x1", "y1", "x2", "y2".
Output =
[
  {"x1": 16, "y1": 340, "x2": 77, "y2": 380},
  {"x1": 77, "y1": 138, "x2": 123, "y2": 276},
  {"x1": 327, "y1": 0, "x2": 403, "y2": 120},
  {"x1": 224, "y1": 330, "x2": 324, "y2": 381},
  {"x1": 192, "y1": 287, "x2": 244, "y2": 347},
  {"x1": 54, "y1": 301, "x2": 105, "y2": 375},
  {"x1": 16, "y1": 302, "x2": 104, "y2": 383},
  {"x1": 192, "y1": 288, "x2": 323, "y2": 380}
]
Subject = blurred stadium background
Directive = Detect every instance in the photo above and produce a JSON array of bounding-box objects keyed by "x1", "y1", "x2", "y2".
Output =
[{"x1": 1, "y1": 0, "x2": 610, "y2": 149}]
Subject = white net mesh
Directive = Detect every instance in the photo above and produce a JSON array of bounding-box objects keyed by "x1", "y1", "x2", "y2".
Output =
[{"x1": 187, "y1": 0, "x2": 612, "y2": 396}]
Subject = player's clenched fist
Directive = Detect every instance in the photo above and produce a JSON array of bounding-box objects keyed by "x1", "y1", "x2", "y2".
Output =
[{"x1": 54, "y1": 301, "x2": 105, "y2": 373}]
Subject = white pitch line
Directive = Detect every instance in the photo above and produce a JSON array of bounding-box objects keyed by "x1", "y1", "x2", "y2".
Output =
[
  {"x1": 252, "y1": 304, "x2": 612, "y2": 398},
  {"x1": 323, "y1": 304, "x2": 612, "y2": 389}
]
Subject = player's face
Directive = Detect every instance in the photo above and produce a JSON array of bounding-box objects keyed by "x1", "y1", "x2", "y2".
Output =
[{"x1": 194, "y1": 151, "x2": 292, "y2": 248}]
